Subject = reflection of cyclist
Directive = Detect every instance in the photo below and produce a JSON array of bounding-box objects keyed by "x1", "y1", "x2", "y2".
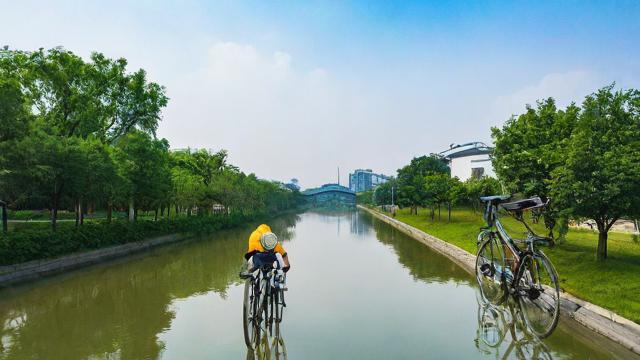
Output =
[{"x1": 244, "y1": 224, "x2": 290, "y2": 273}]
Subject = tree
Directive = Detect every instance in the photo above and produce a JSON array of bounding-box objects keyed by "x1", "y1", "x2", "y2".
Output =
[
  {"x1": 464, "y1": 177, "x2": 502, "y2": 213},
  {"x1": 445, "y1": 177, "x2": 466, "y2": 222},
  {"x1": 373, "y1": 179, "x2": 397, "y2": 206},
  {"x1": 397, "y1": 155, "x2": 449, "y2": 214},
  {"x1": 551, "y1": 85, "x2": 640, "y2": 261},
  {"x1": 491, "y1": 98, "x2": 579, "y2": 237},
  {"x1": 0, "y1": 78, "x2": 30, "y2": 142},
  {"x1": 117, "y1": 131, "x2": 172, "y2": 221}
]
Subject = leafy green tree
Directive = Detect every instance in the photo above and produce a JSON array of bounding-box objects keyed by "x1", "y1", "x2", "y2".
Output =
[
  {"x1": 551, "y1": 86, "x2": 640, "y2": 260},
  {"x1": 0, "y1": 78, "x2": 30, "y2": 142},
  {"x1": 464, "y1": 176, "x2": 502, "y2": 213},
  {"x1": 445, "y1": 177, "x2": 466, "y2": 222},
  {"x1": 491, "y1": 98, "x2": 579, "y2": 237},
  {"x1": 117, "y1": 131, "x2": 172, "y2": 221},
  {"x1": 397, "y1": 155, "x2": 449, "y2": 214},
  {"x1": 373, "y1": 179, "x2": 397, "y2": 206}
]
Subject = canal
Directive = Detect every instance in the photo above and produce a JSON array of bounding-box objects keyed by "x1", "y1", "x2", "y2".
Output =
[{"x1": 0, "y1": 210, "x2": 637, "y2": 359}]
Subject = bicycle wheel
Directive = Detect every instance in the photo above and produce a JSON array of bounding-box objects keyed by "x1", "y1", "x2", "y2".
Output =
[
  {"x1": 243, "y1": 279, "x2": 259, "y2": 349},
  {"x1": 515, "y1": 251, "x2": 560, "y2": 338},
  {"x1": 476, "y1": 236, "x2": 508, "y2": 305}
]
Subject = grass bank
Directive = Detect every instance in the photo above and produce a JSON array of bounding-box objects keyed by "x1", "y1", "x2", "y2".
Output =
[{"x1": 387, "y1": 207, "x2": 640, "y2": 324}]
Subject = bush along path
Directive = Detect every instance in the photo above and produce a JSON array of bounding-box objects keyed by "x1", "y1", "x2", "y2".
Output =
[
  {"x1": 358, "y1": 205, "x2": 640, "y2": 355},
  {"x1": 0, "y1": 213, "x2": 258, "y2": 266}
]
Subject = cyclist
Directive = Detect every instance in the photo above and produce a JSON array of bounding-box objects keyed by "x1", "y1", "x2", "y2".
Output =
[{"x1": 243, "y1": 224, "x2": 290, "y2": 274}]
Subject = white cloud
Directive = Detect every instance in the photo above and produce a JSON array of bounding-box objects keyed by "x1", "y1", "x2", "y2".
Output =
[{"x1": 492, "y1": 70, "x2": 601, "y2": 120}]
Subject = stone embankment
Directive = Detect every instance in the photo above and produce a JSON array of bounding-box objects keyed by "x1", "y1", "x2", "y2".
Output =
[{"x1": 0, "y1": 233, "x2": 192, "y2": 287}]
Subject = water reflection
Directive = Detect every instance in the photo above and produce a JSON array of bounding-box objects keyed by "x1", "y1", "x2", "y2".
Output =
[
  {"x1": 475, "y1": 292, "x2": 553, "y2": 360},
  {"x1": 371, "y1": 215, "x2": 471, "y2": 284},
  {"x1": 245, "y1": 324, "x2": 287, "y2": 360},
  {"x1": 0, "y1": 214, "x2": 300, "y2": 360}
]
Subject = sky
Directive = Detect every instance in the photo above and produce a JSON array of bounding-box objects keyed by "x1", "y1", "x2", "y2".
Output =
[{"x1": 2, "y1": 1, "x2": 639, "y2": 188}]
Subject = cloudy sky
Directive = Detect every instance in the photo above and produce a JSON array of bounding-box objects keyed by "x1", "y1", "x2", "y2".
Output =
[{"x1": 2, "y1": 1, "x2": 639, "y2": 188}]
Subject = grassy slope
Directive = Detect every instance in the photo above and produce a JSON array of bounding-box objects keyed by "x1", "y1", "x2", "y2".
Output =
[{"x1": 392, "y1": 207, "x2": 640, "y2": 324}]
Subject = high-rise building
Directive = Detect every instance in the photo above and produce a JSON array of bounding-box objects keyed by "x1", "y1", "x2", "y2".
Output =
[{"x1": 349, "y1": 169, "x2": 390, "y2": 193}]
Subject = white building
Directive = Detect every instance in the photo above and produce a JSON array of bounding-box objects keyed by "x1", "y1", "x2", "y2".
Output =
[{"x1": 440, "y1": 142, "x2": 496, "y2": 181}]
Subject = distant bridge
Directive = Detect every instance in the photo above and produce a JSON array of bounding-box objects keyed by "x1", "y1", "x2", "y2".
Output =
[{"x1": 302, "y1": 184, "x2": 356, "y2": 207}]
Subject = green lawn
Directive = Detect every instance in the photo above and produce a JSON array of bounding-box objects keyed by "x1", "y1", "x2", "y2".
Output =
[{"x1": 390, "y1": 207, "x2": 640, "y2": 324}]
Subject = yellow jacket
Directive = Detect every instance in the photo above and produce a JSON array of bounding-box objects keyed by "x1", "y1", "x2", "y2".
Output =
[{"x1": 246, "y1": 224, "x2": 286, "y2": 258}]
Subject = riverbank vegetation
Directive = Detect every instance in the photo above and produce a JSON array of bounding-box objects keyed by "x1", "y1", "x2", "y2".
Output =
[
  {"x1": 359, "y1": 84, "x2": 640, "y2": 323},
  {"x1": 0, "y1": 47, "x2": 301, "y2": 264},
  {"x1": 364, "y1": 85, "x2": 639, "y2": 261},
  {"x1": 388, "y1": 207, "x2": 640, "y2": 324}
]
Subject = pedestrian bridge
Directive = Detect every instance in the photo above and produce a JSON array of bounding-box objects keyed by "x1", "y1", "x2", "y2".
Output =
[{"x1": 302, "y1": 184, "x2": 356, "y2": 207}]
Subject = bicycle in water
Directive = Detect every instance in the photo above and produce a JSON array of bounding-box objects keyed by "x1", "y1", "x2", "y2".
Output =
[
  {"x1": 241, "y1": 258, "x2": 288, "y2": 358},
  {"x1": 475, "y1": 195, "x2": 560, "y2": 338}
]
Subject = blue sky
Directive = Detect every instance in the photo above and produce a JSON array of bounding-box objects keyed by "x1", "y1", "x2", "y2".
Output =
[{"x1": 2, "y1": 1, "x2": 639, "y2": 187}]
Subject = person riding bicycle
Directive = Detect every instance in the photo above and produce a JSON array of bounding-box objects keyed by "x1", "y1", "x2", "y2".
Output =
[{"x1": 243, "y1": 224, "x2": 290, "y2": 275}]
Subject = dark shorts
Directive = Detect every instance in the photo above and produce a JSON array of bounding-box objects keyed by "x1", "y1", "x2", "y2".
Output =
[{"x1": 252, "y1": 252, "x2": 278, "y2": 269}]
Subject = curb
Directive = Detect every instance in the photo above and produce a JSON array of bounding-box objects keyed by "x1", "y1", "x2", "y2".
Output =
[
  {"x1": 0, "y1": 233, "x2": 193, "y2": 287},
  {"x1": 358, "y1": 205, "x2": 640, "y2": 355}
]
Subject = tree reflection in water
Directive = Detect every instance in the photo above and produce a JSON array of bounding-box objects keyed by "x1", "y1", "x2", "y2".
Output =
[
  {"x1": 475, "y1": 291, "x2": 553, "y2": 360},
  {"x1": 0, "y1": 213, "x2": 300, "y2": 360},
  {"x1": 371, "y1": 215, "x2": 472, "y2": 285}
]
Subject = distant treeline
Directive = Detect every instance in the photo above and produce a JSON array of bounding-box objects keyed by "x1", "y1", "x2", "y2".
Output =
[{"x1": 0, "y1": 47, "x2": 300, "y2": 232}]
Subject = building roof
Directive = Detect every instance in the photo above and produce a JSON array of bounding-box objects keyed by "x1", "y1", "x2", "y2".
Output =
[
  {"x1": 303, "y1": 183, "x2": 355, "y2": 196},
  {"x1": 440, "y1": 142, "x2": 492, "y2": 159}
]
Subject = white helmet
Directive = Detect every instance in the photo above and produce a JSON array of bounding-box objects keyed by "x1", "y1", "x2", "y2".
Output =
[{"x1": 260, "y1": 232, "x2": 278, "y2": 251}]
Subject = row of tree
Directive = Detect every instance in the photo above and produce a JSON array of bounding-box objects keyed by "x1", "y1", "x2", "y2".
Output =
[
  {"x1": 368, "y1": 85, "x2": 639, "y2": 261},
  {"x1": 492, "y1": 85, "x2": 640, "y2": 260},
  {"x1": 365, "y1": 155, "x2": 501, "y2": 221},
  {"x1": 0, "y1": 47, "x2": 299, "y2": 231}
]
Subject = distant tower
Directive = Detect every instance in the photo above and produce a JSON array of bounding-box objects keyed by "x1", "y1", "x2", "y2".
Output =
[{"x1": 337, "y1": 167, "x2": 340, "y2": 186}]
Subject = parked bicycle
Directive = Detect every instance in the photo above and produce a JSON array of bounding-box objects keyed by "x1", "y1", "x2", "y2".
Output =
[
  {"x1": 475, "y1": 195, "x2": 560, "y2": 338},
  {"x1": 241, "y1": 260, "x2": 288, "y2": 358}
]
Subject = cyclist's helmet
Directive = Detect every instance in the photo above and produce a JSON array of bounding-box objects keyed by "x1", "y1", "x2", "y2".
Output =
[{"x1": 260, "y1": 232, "x2": 278, "y2": 251}]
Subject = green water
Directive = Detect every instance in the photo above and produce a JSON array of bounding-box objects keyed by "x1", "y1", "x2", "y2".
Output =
[{"x1": 0, "y1": 210, "x2": 636, "y2": 359}]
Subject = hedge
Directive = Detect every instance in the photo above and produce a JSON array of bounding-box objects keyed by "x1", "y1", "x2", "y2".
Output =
[{"x1": 0, "y1": 213, "x2": 256, "y2": 266}]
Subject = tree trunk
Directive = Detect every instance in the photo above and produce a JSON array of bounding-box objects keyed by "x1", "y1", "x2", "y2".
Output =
[
  {"x1": 134, "y1": 208, "x2": 138, "y2": 221},
  {"x1": 448, "y1": 202, "x2": 451, "y2": 222},
  {"x1": 107, "y1": 201, "x2": 113, "y2": 223},
  {"x1": 438, "y1": 204, "x2": 441, "y2": 221},
  {"x1": 597, "y1": 230, "x2": 608, "y2": 261},
  {"x1": 154, "y1": 209, "x2": 158, "y2": 221},
  {"x1": 596, "y1": 220, "x2": 608, "y2": 261},
  {"x1": 1, "y1": 203, "x2": 8, "y2": 233},
  {"x1": 160, "y1": 206, "x2": 165, "y2": 218},
  {"x1": 79, "y1": 199, "x2": 84, "y2": 226},
  {"x1": 129, "y1": 200, "x2": 135, "y2": 222},
  {"x1": 75, "y1": 200, "x2": 80, "y2": 227}
]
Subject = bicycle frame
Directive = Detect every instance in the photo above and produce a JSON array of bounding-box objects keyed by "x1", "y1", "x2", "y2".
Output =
[{"x1": 483, "y1": 203, "x2": 538, "y2": 292}]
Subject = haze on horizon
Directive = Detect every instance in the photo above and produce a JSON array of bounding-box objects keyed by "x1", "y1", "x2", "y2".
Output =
[{"x1": 2, "y1": 0, "x2": 639, "y2": 188}]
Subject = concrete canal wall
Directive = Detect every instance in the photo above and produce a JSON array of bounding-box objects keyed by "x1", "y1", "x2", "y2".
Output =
[
  {"x1": 0, "y1": 233, "x2": 193, "y2": 287},
  {"x1": 358, "y1": 205, "x2": 640, "y2": 355}
]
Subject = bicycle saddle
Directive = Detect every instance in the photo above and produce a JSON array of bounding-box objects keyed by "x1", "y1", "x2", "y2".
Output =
[
  {"x1": 500, "y1": 196, "x2": 546, "y2": 212},
  {"x1": 480, "y1": 195, "x2": 511, "y2": 204}
]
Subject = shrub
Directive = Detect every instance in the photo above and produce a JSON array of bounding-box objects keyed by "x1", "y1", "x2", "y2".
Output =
[{"x1": 0, "y1": 212, "x2": 258, "y2": 266}]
